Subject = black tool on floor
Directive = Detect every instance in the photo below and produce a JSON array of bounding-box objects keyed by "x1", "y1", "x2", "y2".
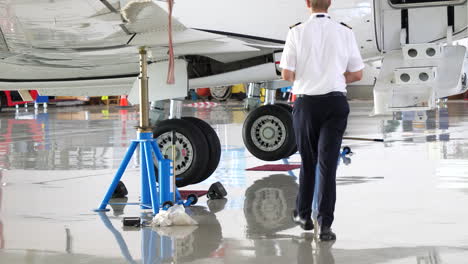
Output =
[
  {"x1": 112, "y1": 181, "x2": 128, "y2": 198},
  {"x1": 207, "y1": 182, "x2": 227, "y2": 200},
  {"x1": 123, "y1": 217, "x2": 141, "y2": 227},
  {"x1": 343, "y1": 137, "x2": 384, "y2": 142}
]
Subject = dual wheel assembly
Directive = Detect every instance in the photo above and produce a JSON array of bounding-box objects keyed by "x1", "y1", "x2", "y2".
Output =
[
  {"x1": 242, "y1": 104, "x2": 297, "y2": 161},
  {"x1": 153, "y1": 117, "x2": 221, "y2": 188}
]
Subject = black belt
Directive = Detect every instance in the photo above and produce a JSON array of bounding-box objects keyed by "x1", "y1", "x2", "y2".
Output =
[{"x1": 296, "y1": 92, "x2": 346, "y2": 98}]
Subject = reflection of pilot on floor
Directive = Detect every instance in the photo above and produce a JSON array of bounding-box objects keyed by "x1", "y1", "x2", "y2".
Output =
[
  {"x1": 297, "y1": 236, "x2": 335, "y2": 264},
  {"x1": 244, "y1": 174, "x2": 336, "y2": 263},
  {"x1": 244, "y1": 179, "x2": 443, "y2": 264}
]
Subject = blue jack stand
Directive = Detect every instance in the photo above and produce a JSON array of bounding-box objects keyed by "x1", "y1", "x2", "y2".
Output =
[
  {"x1": 94, "y1": 131, "x2": 171, "y2": 215},
  {"x1": 94, "y1": 47, "x2": 177, "y2": 215}
]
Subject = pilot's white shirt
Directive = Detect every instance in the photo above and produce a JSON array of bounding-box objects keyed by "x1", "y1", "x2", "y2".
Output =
[{"x1": 280, "y1": 13, "x2": 365, "y2": 96}]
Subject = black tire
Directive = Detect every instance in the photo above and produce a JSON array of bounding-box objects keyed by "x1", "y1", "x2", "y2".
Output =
[
  {"x1": 242, "y1": 105, "x2": 296, "y2": 161},
  {"x1": 275, "y1": 103, "x2": 293, "y2": 112},
  {"x1": 275, "y1": 103, "x2": 297, "y2": 158},
  {"x1": 153, "y1": 119, "x2": 210, "y2": 187},
  {"x1": 286, "y1": 145, "x2": 298, "y2": 157},
  {"x1": 182, "y1": 117, "x2": 221, "y2": 184}
]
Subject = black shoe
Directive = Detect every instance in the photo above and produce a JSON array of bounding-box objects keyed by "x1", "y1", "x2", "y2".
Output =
[
  {"x1": 292, "y1": 210, "x2": 314, "y2": 231},
  {"x1": 319, "y1": 227, "x2": 336, "y2": 241}
]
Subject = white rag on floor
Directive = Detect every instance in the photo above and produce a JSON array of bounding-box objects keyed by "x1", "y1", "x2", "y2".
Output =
[{"x1": 152, "y1": 204, "x2": 198, "y2": 227}]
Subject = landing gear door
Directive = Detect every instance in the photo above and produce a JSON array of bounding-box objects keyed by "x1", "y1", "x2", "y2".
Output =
[
  {"x1": 408, "y1": 6, "x2": 449, "y2": 44},
  {"x1": 408, "y1": 5, "x2": 467, "y2": 44},
  {"x1": 128, "y1": 59, "x2": 188, "y2": 104},
  {"x1": 381, "y1": 0, "x2": 468, "y2": 51}
]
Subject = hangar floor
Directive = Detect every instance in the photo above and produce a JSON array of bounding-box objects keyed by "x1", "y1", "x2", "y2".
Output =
[{"x1": 0, "y1": 100, "x2": 468, "y2": 263}]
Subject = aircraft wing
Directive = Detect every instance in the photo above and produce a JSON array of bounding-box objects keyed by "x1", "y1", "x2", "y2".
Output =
[
  {"x1": 122, "y1": 0, "x2": 260, "y2": 56},
  {"x1": 0, "y1": 0, "x2": 274, "y2": 94}
]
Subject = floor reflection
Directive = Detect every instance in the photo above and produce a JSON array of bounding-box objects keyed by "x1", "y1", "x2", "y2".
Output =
[
  {"x1": 381, "y1": 104, "x2": 468, "y2": 194},
  {"x1": 383, "y1": 105, "x2": 451, "y2": 143},
  {"x1": 0, "y1": 169, "x2": 3, "y2": 250},
  {"x1": 98, "y1": 205, "x2": 222, "y2": 263},
  {"x1": 297, "y1": 237, "x2": 334, "y2": 264},
  {"x1": 336, "y1": 176, "x2": 384, "y2": 186},
  {"x1": 239, "y1": 231, "x2": 458, "y2": 264},
  {"x1": 1, "y1": 102, "x2": 468, "y2": 263},
  {"x1": 244, "y1": 174, "x2": 298, "y2": 237},
  {"x1": 243, "y1": 172, "x2": 385, "y2": 239},
  {"x1": 240, "y1": 174, "x2": 458, "y2": 264},
  {"x1": 0, "y1": 107, "x2": 138, "y2": 170}
]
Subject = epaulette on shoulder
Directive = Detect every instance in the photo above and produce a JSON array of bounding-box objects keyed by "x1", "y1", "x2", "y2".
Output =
[
  {"x1": 340, "y1": 22, "x2": 352, "y2": 30},
  {"x1": 289, "y1": 22, "x2": 302, "y2": 29}
]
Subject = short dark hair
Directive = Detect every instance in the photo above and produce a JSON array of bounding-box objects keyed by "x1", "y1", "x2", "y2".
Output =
[{"x1": 308, "y1": 0, "x2": 331, "y2": 11}]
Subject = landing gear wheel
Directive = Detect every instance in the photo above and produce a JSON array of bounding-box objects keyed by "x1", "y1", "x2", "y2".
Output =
[
  {"x1": 153, "y1": 119, "x2": 210, "y2": 187},
  {"x1": 210, "y1": 86, "x2": 232, "y2": 101},
  {"x1": 275, "y1": 103, "x2": 297, "y2": 158},
  {"x1": 187, "y1": 194, "x2": 198, "y2": 206},
  {"x1": 182, "y1": 117, "x2": 221, "y2": 184},
  {"x1": 242, "y1": 104, "x2": 296, "y2": 161}
]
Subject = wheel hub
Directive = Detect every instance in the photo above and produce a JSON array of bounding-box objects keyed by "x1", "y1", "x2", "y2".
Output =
[
  {"x1": 262, "y1": 127, "x2": 275, "y2": 139},
  {"x1": 250, "y1": 115, "x2": 287, "y2": 152},
  {"x1": 157, "y1": 132, "x2": 194, "y2": 175}
]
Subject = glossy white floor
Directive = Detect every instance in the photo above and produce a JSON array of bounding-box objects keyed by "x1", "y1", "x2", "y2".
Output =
[{"x1": 0, "y1": 100, "x2": 468, "y2": 263}]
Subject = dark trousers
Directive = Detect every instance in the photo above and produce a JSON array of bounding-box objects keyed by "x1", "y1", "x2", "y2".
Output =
[{"x1": 292, "y1": 94, "x2": 349, "y2": 228}]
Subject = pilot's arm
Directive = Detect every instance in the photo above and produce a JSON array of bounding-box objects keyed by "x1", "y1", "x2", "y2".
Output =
[
  {"x1": 344, "y1": 31, "x2": 365, "y2": 84},
  {"x1": 280, "y1": 29, "x2": 297, "y2": 82}
]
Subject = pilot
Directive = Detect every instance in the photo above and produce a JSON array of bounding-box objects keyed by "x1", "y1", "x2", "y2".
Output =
[{"x1": 280, "y1": 0, "x2": 364, "y2": 241}]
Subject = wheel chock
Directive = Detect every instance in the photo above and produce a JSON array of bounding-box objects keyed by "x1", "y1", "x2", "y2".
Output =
[{"x1": 207, "y1": 182, "x2": 227, "y2": 200}]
